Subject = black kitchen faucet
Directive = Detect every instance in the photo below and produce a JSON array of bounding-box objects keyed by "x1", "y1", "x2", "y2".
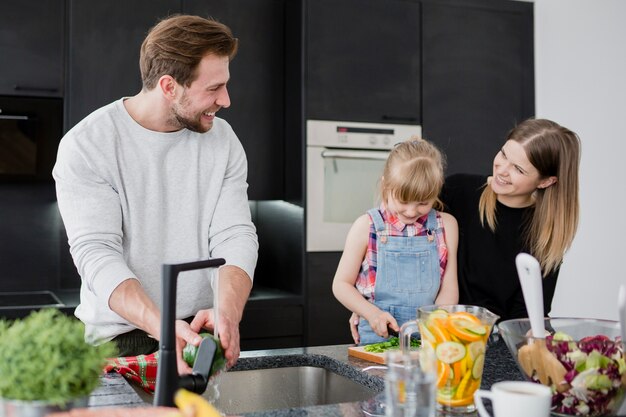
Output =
[{"x1": 154, "y1": 258, "x2": 226, "y2": 407}]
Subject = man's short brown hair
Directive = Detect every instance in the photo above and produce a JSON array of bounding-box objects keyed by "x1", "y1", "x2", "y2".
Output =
[{"x1": 139, "y1": 14, "x2": 238, "y2": 90}]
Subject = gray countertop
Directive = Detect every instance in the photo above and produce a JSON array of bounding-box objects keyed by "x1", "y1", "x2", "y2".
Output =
[{"x1": 88, "y1": 336, "x2": 526, "y2": 416}]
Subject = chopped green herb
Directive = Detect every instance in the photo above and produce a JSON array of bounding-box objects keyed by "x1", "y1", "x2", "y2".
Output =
[{"x1": 363, "y1": 336, "x2": 420, "y2": 353}]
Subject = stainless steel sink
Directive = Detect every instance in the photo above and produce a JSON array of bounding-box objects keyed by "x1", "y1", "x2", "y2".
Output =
[
  {"x1": 128, "y1": 357, "x2": 380, "y2": 414},
  {"x1": 206, "y1": 365, "x2": 376, "y2": 414}
]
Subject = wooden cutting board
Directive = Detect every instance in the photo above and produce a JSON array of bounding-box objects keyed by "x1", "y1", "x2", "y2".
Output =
[{"x1": 347, "y1": 346, "x2": 388, "y2": 364}]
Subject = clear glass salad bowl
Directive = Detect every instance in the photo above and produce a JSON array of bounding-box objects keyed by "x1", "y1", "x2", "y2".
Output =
[{"x1": 498, "y1": 317, "x2": 625, "y2": 417}]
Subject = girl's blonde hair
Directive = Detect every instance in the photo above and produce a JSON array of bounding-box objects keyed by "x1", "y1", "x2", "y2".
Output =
[
  {"x1": 479, "y1": 119, "x2": 581, "y2": 274},
  {"x1": 381, "y1": 136, "x2": 446, "y2": 210}
]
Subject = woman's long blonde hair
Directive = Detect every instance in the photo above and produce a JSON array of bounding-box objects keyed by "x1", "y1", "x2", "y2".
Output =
[
  {"x1": 479, "y1": 119, "x2": 581, "y2": 274},
  {"x1": 381, "y1": 137, "x2": 446, "y2": 210}
]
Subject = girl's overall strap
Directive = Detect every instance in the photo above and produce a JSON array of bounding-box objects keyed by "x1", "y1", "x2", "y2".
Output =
[{"x1": 367, "y1": 208, "x2": 387, "y2": 234}]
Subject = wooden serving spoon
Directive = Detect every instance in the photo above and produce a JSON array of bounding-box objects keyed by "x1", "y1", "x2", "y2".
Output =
[{"x1": 516, "y1": 253, "x2": 568, "y2": 392}]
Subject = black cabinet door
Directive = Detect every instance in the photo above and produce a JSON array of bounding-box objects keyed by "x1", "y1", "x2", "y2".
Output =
[
  {"x1": 306, "y1": 252, "x2": 353, "y2": 346},
  {"x1": 0, "y1": 183, "x2": 61, "y2": 292},
  {"x1": 0, "y1": 0, "x2": 64, "y2": 97},
  {"x1": 306, "y1": 0, "x2": 421, "y2": 124},
  {"x1": 421, "y1": 0, "x2": 535, "y2": 176},
  {"x1": 66, "y1": 0, "x2": 179, "y2": 130},
  {"x1": 182, "y1": 0, "x2": 286, "y2": 200}
]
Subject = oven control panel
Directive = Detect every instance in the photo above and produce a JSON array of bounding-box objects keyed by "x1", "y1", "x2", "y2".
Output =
[{"x1": 307, "y1": 119, "x2": 422, "y2": 150}]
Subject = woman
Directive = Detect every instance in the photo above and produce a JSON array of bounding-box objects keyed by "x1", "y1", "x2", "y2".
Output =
[
  {"x1": 348, "y1": 118, "x2": 581, "y2": 342},
  {"x1": 442, "y1": 118, "x2": 580, "y2": 321}
]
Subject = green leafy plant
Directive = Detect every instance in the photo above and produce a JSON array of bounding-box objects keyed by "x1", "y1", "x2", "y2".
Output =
[{"x1": 0, "y1": 308, "x2": 117, "y2": 405}]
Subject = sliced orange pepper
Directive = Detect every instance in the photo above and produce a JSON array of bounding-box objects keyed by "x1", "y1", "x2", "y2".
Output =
[
  {"x1": 398, "y1": 380, "x2": 406, "y2": 403},
  {"x1": 461, "y1": 354, "x2": 469, "y2": 375},
  {"x1": 436, "y1": 360, "x2": 451, "y2": 388},
  {"x1": 445, "y1": 318, "x2": 485, "y2": 342},
  {"x1": 454, "y1": 367, "x2": 473, "y2": 400},
  {"x1": 449, "y1": 332, "x2": 461, "y2": 343},
  {"x1": 449, "y1": 311, "x2": 481, "y2": 324},
  {"x1": 464, "y1": 378, "x2": 481, "y2": 397},
  {"x1": 437, "y1": 395, "x2": 475, "y2": 407},
  {"x1": 429, "y1": 320, "x2": 451, "y2": 343}
]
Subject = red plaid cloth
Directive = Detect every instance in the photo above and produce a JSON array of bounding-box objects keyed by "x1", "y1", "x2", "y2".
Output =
[{"x1": 104, "y1": 352, "x2": 159, "y2": 393}]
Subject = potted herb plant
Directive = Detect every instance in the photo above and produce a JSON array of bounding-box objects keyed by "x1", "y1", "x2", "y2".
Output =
[{"x1": 0, "y1": 308, "x2": 117, "y2": 416}]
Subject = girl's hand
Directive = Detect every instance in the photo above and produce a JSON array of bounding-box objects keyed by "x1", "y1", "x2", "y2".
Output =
[
  {"x1": 349, "y1": 312, "x2": 360, "y2": 344},
  {"x1": 367, "y1": 310, "x2": 398, "y2": 338}
]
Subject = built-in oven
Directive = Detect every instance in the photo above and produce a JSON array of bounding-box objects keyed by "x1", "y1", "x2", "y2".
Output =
[
  {"x1": 306, "y1": 120, "x2": 422, "y2": 252},
  {"x1": 0, "y1": 96, "x2": 73, "y2": 317},
  {"x1": 0, "y1": 96, "x2": 63, "y2": 181}
]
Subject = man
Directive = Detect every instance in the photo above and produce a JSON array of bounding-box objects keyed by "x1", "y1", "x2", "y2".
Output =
[{"x1": 53, "y1": 15, "x2": 258, "y2": 374}]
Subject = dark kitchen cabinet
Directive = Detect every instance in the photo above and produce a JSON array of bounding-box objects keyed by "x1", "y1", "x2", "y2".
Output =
[
  {"x1": 182, "y1": 0, "x2": 287, "y2": 200},
  {"x1": 0, "y1": 0, "x2": 65, "y2": 98},
  {"x1": 0, "y1": 183, "x2": 62, "y2": 292},
  {"x1": 240, "y1": 300, "x2": 304, "y2": 350},
  {"x1": 305, "y1": 252, "x2": 353, "y2": 346},
  {"x1": 305, "y1": 0, "x2": 421, "y2": 124},
  {"x1": 421, "y1": 0, "x2": 535, "y2": 176},
  {"x1": 66, "y1": 0, "x2": 288, "y2": 200},
  {"x1": 66, "y1": 0, "x2": 179, "y2": 129}
]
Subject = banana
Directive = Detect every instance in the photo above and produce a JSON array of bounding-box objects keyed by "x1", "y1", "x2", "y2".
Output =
[{"x1": 174, "y1": 388, "x2": 223, "y2": 417}]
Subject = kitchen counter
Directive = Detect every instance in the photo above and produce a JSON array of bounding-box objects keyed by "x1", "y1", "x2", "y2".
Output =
[{"x1": 88, "y1": 336, "x2": 527, "y2": 415}]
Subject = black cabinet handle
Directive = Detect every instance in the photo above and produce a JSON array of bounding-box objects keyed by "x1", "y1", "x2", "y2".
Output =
[
  {"x1": 382, "y1": 115, "x2": 418, "y2": 123},
  {"x1": 13, "y1": 85, "x2": 59, "y2": 93}
]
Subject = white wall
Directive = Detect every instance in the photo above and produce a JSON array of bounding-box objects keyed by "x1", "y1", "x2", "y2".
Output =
[{"x1": 533, "y1": 0, "x2": 626, "y2": 320}]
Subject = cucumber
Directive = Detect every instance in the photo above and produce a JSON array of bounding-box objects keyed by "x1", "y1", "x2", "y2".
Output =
[
  {"x1": 183, "y1": 333, "x2": 226, "y2": 376},
  {"x1": 468, "y1": 341, "x2": 485, "y2": 361},
  {"x1": 419, "y1": 323, "x2": 436, "y2": 343},
  {"x1": 471, "y1": 353, "x2": 485, "y2": 379},
  {"x1": 427, "y1": 309, "x2": 449, "y2": 325},
  {"x1": 464, "y1": 322, "x2": 487, "y2": 335},
  {"x1": 435, "y1": 341, "x2": 466, "y2": 364},
  {"x1": 437, "y1": 386, "x2": 457, "y2": 400}
]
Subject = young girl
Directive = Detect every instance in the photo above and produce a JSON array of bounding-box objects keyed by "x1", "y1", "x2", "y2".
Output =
[{"x1": 332, "y1": 137, "x2": 459, "y2": 345}]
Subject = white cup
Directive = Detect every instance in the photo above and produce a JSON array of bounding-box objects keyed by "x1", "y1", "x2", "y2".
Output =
[
  {"x1": 474, "y1": 381, "x2": 551, "y2": 417},
  {"x1": 385, "y1": 349, "x2": 436, "y2": 417}
]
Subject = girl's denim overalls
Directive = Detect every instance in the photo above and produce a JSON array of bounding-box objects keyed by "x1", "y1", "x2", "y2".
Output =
[{"x1": 358, "y1": 208, "x2": 441, "y2": 345}]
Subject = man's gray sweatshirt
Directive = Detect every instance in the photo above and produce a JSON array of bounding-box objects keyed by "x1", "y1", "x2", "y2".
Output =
[{"x1": 53, "y1": 99, "x2": 258, "y2": 344}]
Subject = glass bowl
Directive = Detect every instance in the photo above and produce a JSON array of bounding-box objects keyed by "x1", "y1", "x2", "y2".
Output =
[{"x1": 498, "y1": 317, "x2": 625, "y2": 416}]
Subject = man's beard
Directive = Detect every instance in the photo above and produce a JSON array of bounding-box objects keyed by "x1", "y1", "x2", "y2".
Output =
[
  {"x1": 171, "y1": 91, "x2": 212, "y2": 133},
  {"x1": 174, "y1": 111, "x2": 209, "y2": 133}
]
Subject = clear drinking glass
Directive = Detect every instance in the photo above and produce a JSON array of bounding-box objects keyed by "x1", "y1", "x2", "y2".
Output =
[{"x1": 384, "y1": 349, "x2": 436, "y2": 417}]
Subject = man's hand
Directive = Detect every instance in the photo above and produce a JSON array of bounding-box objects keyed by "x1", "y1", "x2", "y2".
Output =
[
  {"x1": 175, "y1": 319, "x2": 203, "y2": 374},
  {"x1": 190, "y1": 266, "x2": 251, "y2": 368},
  {"x1": 189, "y1": 308, "x2": 240, "y2": 368}
]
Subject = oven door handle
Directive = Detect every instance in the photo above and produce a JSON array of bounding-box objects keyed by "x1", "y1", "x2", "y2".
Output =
[
  {"x1": 321, "y1": 149, "x2": 389, "y2": 161},
  {"x1": 0, "y1": 115, "x2": 30, "y2": 121}
]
